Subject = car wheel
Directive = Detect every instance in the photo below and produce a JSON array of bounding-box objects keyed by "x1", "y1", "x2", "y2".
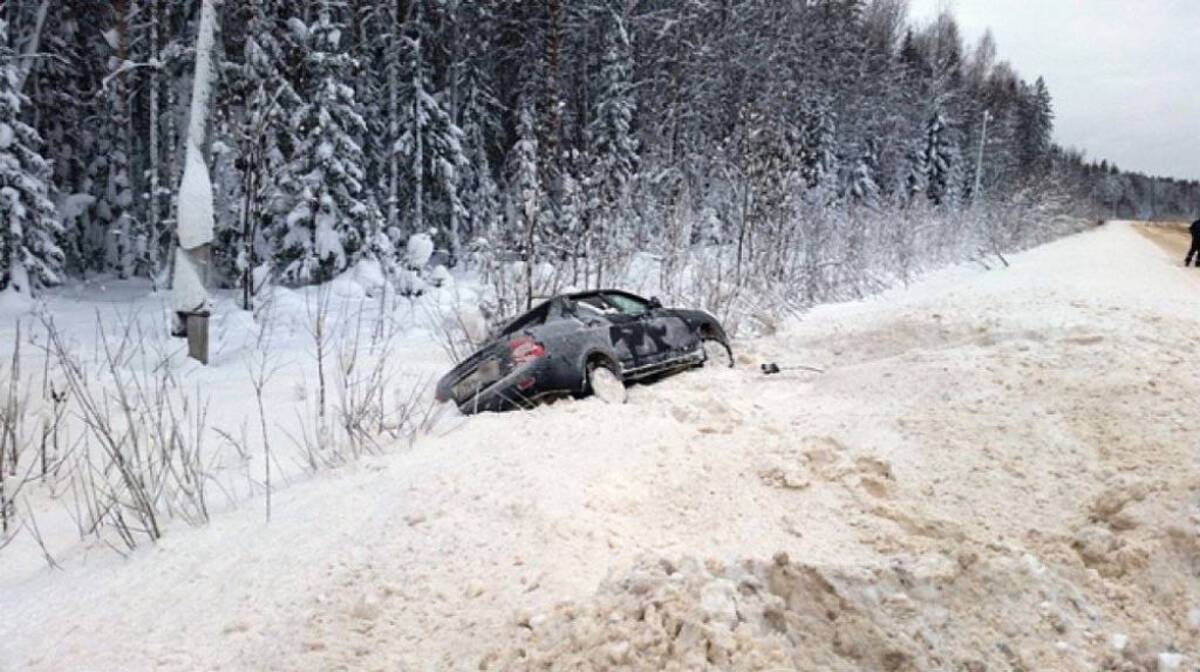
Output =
[
  {"x1": 588, "y1": 360, "x2": 627, "y2": 404},
  {"x1": 702, "y1": 338, "x2": 734, "y2": 368}
]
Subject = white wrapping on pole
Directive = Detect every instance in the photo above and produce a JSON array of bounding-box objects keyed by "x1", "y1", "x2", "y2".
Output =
[{"x1": 171, "y1": 0, "x2": 217, "y2": 351}]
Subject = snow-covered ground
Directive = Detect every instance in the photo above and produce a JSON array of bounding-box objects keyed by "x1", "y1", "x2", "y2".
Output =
[{"x1": 2, "y1": 222, "x2": 1199, "y2": 670}]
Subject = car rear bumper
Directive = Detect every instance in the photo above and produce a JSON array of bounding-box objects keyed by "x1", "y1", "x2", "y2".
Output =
[{"x1": 452, "y1": 356, "x2": 582, "y2": 414}]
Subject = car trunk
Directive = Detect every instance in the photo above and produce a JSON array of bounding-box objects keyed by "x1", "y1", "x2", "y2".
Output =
[{"x1": 438, "y1": 341, "x2": 512, "y2": 405}]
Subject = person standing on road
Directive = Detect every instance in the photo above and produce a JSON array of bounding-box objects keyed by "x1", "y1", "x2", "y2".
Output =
[{"x1": 1187, "y1": 218, "x2": 1200, "y2": 267}]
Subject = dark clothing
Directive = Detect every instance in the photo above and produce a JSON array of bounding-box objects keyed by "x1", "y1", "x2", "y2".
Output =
[{"x1": 1188, "y1": 219, "x2": 1200, "y2": 267}]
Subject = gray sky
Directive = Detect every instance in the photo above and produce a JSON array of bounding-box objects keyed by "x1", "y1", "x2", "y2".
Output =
[{"x1": 908, "y1": 0, "x2": 1200, "y2": 181}]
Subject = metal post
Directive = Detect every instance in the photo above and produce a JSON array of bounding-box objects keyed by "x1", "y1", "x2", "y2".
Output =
[{"x1": 186, "y1": 311, "x2": 210, "y2": 365}]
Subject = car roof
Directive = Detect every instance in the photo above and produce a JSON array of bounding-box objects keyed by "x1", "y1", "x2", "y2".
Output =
[
  {"x1": 494, "y1": 290, "x2": 650, "y2": 338},
  {"x1": 564, "y1": 289, "x2": 648, "y2": 302}
]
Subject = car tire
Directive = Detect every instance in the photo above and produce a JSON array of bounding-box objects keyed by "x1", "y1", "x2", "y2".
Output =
[
  {"x1": 702, "y1": 338, "x2": 734, "y2": 368},
  {"x1": 587, "y1": 360, "x2": 627, "y2": 404}
]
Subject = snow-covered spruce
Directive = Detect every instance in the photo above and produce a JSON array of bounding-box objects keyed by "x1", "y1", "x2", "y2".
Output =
[
  {"x1": 0, "y1": 19, "x2": 63, "y2": 298},
  {"x1": 274, "y1": 8, "x2": 380, "y2": 286}
]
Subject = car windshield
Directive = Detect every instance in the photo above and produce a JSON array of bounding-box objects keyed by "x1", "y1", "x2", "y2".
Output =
[{"x1": 603, "y1": 293, "x2": 650, "y2": 316}]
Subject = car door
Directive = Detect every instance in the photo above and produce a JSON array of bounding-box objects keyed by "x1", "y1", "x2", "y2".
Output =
[
  {"x1": 575, "y1": 295, "x2": 638, "y2": 371},
  {"x1": 602, "y1": 293, "x2": 693, "y2": 370}
]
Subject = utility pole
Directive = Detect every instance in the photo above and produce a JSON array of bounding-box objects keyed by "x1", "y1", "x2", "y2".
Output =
[
  {"x1": 171, "y1": 0, "x2": 217, "y2": 364},
  {"x1": 973, "y1": 110, "x2": 991, "y2": 206}
]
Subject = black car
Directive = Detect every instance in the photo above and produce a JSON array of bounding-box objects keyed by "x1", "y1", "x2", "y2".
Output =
[{"x1": 435, "y1": 290, "x2": 733, "y2": 413}]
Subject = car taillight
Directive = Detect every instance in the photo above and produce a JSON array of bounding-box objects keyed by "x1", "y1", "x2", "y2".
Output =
[{"x1": 509, "y1": 336, "x2": 545, "y2": 365}]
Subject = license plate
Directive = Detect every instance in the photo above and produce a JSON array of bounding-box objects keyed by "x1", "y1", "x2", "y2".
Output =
[{"x1": 452, "y1": 358, "x2": 502, "y2": 401}]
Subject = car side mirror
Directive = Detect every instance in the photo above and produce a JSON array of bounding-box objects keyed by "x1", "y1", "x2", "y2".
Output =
[{"x1": 648, "y1": 297, "x2": 663, "y2": 310}]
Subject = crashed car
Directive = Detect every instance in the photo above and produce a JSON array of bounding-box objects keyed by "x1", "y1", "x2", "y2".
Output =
[{"x1": 435, "y1": 290, "x2": 733, "y2": 413}]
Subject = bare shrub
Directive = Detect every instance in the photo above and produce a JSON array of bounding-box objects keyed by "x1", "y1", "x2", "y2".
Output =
[
  {"x1": 288, "y1": 293, "x2": 435, "y2": 475},
  {"x1": 42, "y1": 312, "x2": 215, "y2": 550}
]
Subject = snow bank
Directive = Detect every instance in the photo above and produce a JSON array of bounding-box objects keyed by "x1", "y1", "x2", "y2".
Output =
[
  {"x1": 488, "y1": 552, "x2": 1112, "y2": 671},
  {"x1": 0, "y1": 286, "x2": 34, "y2": 313},
  {"x1": 2, "y1": 223, "x2": 1199, "y2": 670}
]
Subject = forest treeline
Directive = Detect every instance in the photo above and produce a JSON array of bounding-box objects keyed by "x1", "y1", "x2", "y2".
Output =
[{"x1": 1, "y1": 0, "x2": 1198, "y2": 301}]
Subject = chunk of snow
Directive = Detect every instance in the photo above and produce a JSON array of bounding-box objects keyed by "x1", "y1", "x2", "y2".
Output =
[
  {"x1": 395, "y1": 268, "x2": 427, "y2": 297},
  {"x1": 406, "y1": 233, "x2": 434, "y2": 269},
  {"x1": 0, "y1": 123, "x2": 14, "y2": 149},
  {"x1": 58, "y1": 193, "x2": 96, "y2": 221},
  {"x1": 699, "y1": 579, "x2": 738, "y2": 627},
  {"x1": 351, "y1": 260, "x2": 386, "y2": 294},
  {"x1": 429, "y1": 265, "x2": 452, "y2": 288},
  {"x1": 287, "y1": 17, "x2": 309, "y2": 42},
  {"x1": 1110, "y1": 633, "x2": 1128, "y2": 651},
  {"x1": 314, "y1": 215, "x2": 345, "y2": 266},
  {"x1": 326, "y1": 274, "x2": 366, "y2": 300},
  {"x1": 1158, "y1": 653, "x2": 1184, "y2": 671}
]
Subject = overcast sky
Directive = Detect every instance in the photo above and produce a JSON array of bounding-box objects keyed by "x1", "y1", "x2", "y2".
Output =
[{"x1": 907, "y1": 0, "x2": 1200, "y2": 181}]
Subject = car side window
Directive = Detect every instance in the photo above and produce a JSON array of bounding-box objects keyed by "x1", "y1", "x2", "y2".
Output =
[
  {"x1": 576, "y1": 301, "x2": 606, "y2": 316},
  {"x1": 603, "y1": 293, "x2": 649, "y2": 316},
  {"x1": 577, "y1": 295, "x2": 617, "y2": 314}
]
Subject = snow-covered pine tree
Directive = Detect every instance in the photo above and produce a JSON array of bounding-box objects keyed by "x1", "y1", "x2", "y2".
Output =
[
  {"x1": 922, "y1": 110, "x2": 958, "y2": 205},
  {"x1": 456, "y1": 28, "x2": 503, "y2": 254},
  {"x1": 585, "y1": 10, "x2": 637, "y2": 285},
  {"x1": 26, "y1": 2, "x2": 94, "y2": 275},
  {"x1": 140, "y1": 0, "x2": 166, "y2": 287},
  {"x1": 460, "y1": 89, "x2": 501, "y2": 248},
  {"x1": 100, "y1": 0, "x2": 139, "y2": 279},
  {"x1": 557, "y1": 157, "x2": 583, "y2": 248},
  {"x1": 850, "y1": 141, "x2": 881, "y2": 208},
  {"x1": 379, "y1": 0, "x2": 406, "y2": 237},
  {"x1": 346, "y1": 0, "x2": 393, "y2": 268},
  {"x1": 217, "y1": 0, "x2": 301, "y2": 303},
  {"x1": 394, "y1": 22, "x2": 469, "y2": 263},
  {"x1": 275, "y1": 6, "x2": 378, "y2": 286},
  {"x1": 1017, "y1": 76, "x2": 1054, "y2": 177},
  {"x1": 0, "y1": 19, "x2": 64, "y2": 296},
  {"x1": 507, "y1": 99, "x2": 543, "y2": 308},
  {"x1": 799, "y1": 99, "x2": 838, "y2": 191}
]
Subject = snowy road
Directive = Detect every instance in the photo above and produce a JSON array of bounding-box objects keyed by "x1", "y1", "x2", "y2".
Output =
[
  {"x1": 1137, "y1": 221, "x2": 1194, "y2": 261},
  {"x1": 3, "y1": 222, "x2": 1199, "y2": 670}
]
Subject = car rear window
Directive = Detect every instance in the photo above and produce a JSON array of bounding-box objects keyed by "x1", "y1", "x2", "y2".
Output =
[{"x1": 499, "y1": 302, "x2": 550, "y2": 336}]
